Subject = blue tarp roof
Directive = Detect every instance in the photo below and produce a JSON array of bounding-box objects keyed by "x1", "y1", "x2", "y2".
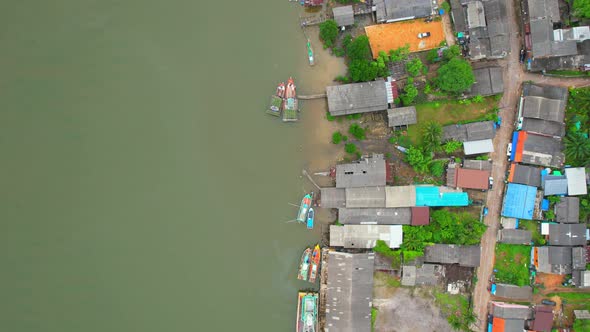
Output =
[
  {"x1": 510, "y1": 131, "x2": 518, "y2": 161},
  {"x1": 502, "y1": 183, "x2": 537, "y2": 220},
  {"x1": 541, "y1": 199, "x2": 549, "y2": 211},
  {"x1": 415, "y1": 186, "x2": 469, "y2": 207}
]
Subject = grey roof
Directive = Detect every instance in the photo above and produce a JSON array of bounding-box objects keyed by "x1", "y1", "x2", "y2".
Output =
[
  {"x1": 385, "y1": 186, "x2": 416, "y2": 208},
  {"x1": 443, "y1": 121, "x2": 495, "y2": 142},
  {"x1": 572, "y1": 247, "x2": 587, "y2": 270},
  {"x1": 321, "y1": 187, "x2": 346, "y2": 208},
  {"x1": 522, "y1": 96, "x2": 566, "y2": 122},
  {"x1": 336, "y1": 154, "x2": 387, "y2": 188},
  {"x1": 503, "y1": 319, "x2": 526, "y2": 332},
  {"x1": 556, "y1": 197, "x2": 580, "y2": 223},
  {"x1": 493, "y1": 284, "x2": 533, "y2": 300},
  {"x1": 326, "y1": 80, "x2": 388, "y2": 116},
  {"x1": 548, "y1": 223, "x2": 587, "y2": 246},
  {"x1": 333, "y1": 5, "x2": 355, "y2": 27},
  {"x1": 566, "y1": 167, "x2": 588, "y2": 196},
  {"x1": 464, "y1": 139, "x2": 494, "y2": 155},
  {"x1": 491, "y1": 302, "x2": 532, "y2": 319},
  {"x1": 521, "y1": 133, "x2": 563, "y2": 168},
  {"x1": 463, "y1": 159, "x2": 493, "y2": 171},
  {"x1": 467, "y1": 1, "x2": 486, "y2": 28},
  {"x1": 574, "y1": 309, "x2": 590, "y2": 318},
  {"x1": 346, "y1": 187, "x2": 387, "y2": 208},
  {"x1": 338, "y1": 208, "x2": 412, "y2": 224},
  {"x1": 374, "y1": 0, "x2": 433, "y2": 22},
  {"x1": 524, "y1": 83, "x2": 569, "y2": 100},
  {"x1": 467, "y1": 0, "x2": 510, "y2": 59},
  {"x1": 329, "y1": 224, "x2": 404, "y2": 248},
  {"x1": 423, "y1": 244, "x2": 481, "y2": 267},
  {"x1": 543, "y1": 175, "x2": 568, "y2": 196},
  {"x1": 401, "y1": 264, "x2": 442, "y2": 286},
  {"x1": 467, "y1": 67, "x2": 504, "y2": 97},
  {"x1": 451, "y1": 0, "x2": 467, "y2": 32},
  {"x1": 510, "y1": 164, "x2": 542, "y2": 187},
  {"x1": 498, "y1": 229, "x2": 533, "y2": 244},
  {"x1": 325, "y1": 251, "x2": 374, "y2": 332},
  {"x1": 387, "y1": 107, "x2": 417, "y2": 127},
  {"x1": 536, "y1": 246, "x2": 577, "y2": 274},
  {"x1": 527, "y1": 0, "x2": 559, "y2": 21},
  {"x1": 521, "y1": 118, "x2": 565, "y2": 137},
  {"x1": 580, "y1": 271, "x2": 590, "y2": 287},
  {"x1": 530, "y1": 16, "x2": 579, "y2": 58}
]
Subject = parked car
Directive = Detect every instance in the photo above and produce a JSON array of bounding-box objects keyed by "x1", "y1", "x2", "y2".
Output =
[
  {"x1": 417, "y1": 32, "x2": 431, "y2": 39},
  {"x1": 488, "y1": 176, "x2": 494, "y2": 190},
  {"x1": 507, "y1": 142, "x2": 512, "y2": 157},
  {"x1": 541, "y1": 299, "x2": 556, "y2": 306},
  {"x1": 520, "y1": 49, "x2": 526, "y2": 63},
  {"x1": 517, "y1": 117, "x2": 523, "y2": 130}
]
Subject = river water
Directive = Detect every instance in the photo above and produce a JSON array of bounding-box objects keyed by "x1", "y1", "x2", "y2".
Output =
[{"x1": 0, "y1": 1, "x2": 346, "y2": 331}]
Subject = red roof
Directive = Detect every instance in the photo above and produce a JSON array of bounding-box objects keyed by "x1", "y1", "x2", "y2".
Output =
[
  {"x1": 531, "y1": 306, "x2": 553, "y2": 331},
  {"x1": 304, "y1": 0, "x2": 324, "y2": 5},
  {"x1": 456, "y1": 168, "x2": 490, "y2": 190},
  {"x1": 411, "y1": 207, "x2": 430, "y2": 225},
  {"x1": 492, "y1": 318, "x2": 506, "y2": 332}
]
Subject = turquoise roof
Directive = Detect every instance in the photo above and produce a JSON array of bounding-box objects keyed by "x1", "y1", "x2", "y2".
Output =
[{"x1": 415, "y1": 186, "x2": 469, "y2": 207}]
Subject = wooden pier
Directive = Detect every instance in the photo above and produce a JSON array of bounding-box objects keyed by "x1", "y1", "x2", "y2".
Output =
[
  {"x1": 318, "y1": 247, "x2": 329, "y2": 332},
  {"x1": 300, "y1": 15, "x2": 327, "y2": 27},
  {"x1": 298, "y1": 93, "x2": 326, "y2": 100}
]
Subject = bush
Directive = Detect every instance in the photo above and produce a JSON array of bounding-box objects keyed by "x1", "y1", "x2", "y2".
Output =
[
  {"x1": 442, "y1": 45, "x2": 461, "y2": 61},
  {"x1": 441, "y1": 1, "x2": 451, "y2": 12},
  {"x1": 389, "y1": 45, "x2": 410, "y2": 62},
  {"x1": 403, "y1": 250, "x2": 424, "y2": 262},
  {"x1": 424, "y1": 83, "x2": 432, "y2": 94},
  {"x1": 429, "y1": 160, "x2": 446, "y2": 177},
  {"x1": 319, "y1": 20, "x2": 338, "y2": 48},
  {"x1": 436, "y1": 58, "x2": 475, "y2": 94},
  {"x1": 401, "y1": 81, "x2": 419, "y2": 105},
  {"x1": 326, "y1": 112, "x2": 335, "y2": 121},
  {"x1": 443, "y1": 140, "x2": 462, "y2": 154},
  {"x1": 345, "y1": 143, "x2": 357, "y2": 154},
  {"x1": 427, "y1": 48, "x2": 440, "y2": 63},
  {"x1": 406, "y1": 58, "x2": 425, "y2": 77},
  {"x1": 333, "y1": 47, "x2": 346, "y2": 57},
  {"x1": 334, "y1": 75, "x2": 350, "y2": 83},
  {"x1": 349, "y1": 123, "x2": 366, "y2": 140},
  {"x1": 332, "y1": 131, "x2": 343, "y2": 144},
  {"x1": 471, "y1": 94, "x2": 484, "y2": 103},
  {"x1": 405, "y1": 146, "x2": 431, "y2": 173},
  {"x1": 346, "y1": 35, "x2": 372, "y2": 61}
]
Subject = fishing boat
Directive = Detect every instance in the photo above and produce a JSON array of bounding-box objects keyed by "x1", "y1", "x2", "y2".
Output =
[
  {"x1": 308, "y1": 245, "x2": 321, "y2": 283},
  {"x1": 296, "y1": 292, "x2": 318, "y2": 332},
  {"x1": 297, "y1": 193, "x2": 313, "y2": 223},
  {"x1": 307, "y1": 40, "x2": 314, "y2": 66},
  {"x1": 285, "y1": 77, "x2": 296, "y2": 99},
  {"x1": 297, "y1": 247, "x2": 312, "y2": 281},
  {"x1": 283, "y1": 77, "x2": 299, "y2": 122},
  {"x1": 276, "y1": 82, "x2": 286, "y2": 98},
  {"x1": 306, "y1": 208, "x2": 315, "y2": 229}
]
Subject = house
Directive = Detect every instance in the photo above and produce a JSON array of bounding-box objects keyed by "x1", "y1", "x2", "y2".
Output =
[
  {"x1": 414, "y1": 186, "x2": 469, "y2": 206},
  {"x1": 345, "y1": 187, "x2": 387, "y2": 208},
  {"x1": 401, "y1": 264, "x2": 443, "y2": 286},
  {"x1": 443, "y1": 121, "x2": 496, "y2": 142},
  {"x1": 463, "y1": 159, "x2": 493, "y2": 171},
  {"x1": 490, "y1": 302, "x2": 532, "y2": 320},
  {"x1": 508, "y1": 164, "x2": 542, "y2": 187},
  {"x1": 467, "y1": 66, "x2": 504, "y2": 97},
  {"x1": 498, "y1": 229, "x2": 532, "y2": 244},
  {"x1": 555, "y1": 197, "x2": 580, "y2": 223},
  {"x1": 304, "y1": 0, "x2": 324, "y2": 6},
  {"x1": 464, "y1": 139, "x2": 494, "y2": 155},
  {"x1": 566, "y1": 167, "x2": 588, "y2": 195},
  {"x1": 373, "y1": 0, "x2": 434, "y2": 23},
  {"x1": 531, "y1": 306, "x2": 554, "y2": 332},
  {"x1": 574, "y1": 310, "x2": 590, "y2": 319},
  {"x1": 534, "y1": 246, "x2": 572, "y2": 274},
  {"x1": 502, "y1": 183, "x2": 537, "y2": 220},
  {"x1": 385, "y1": 185, "x2": 416, "y2": 207},
  {"x1": 387, "y1": 106, "x2": 417, "y2": 128},
  {"x1": 512, "y1": 131, "x2": 564, "y2": 168},
  {"x1": 490, "y1": 317, "x2": 525, "y2": 332},
  {"x1": 336, "y1": 154, "x2": 387, "y2": 188},
  {"x1": 333, "y1": 5, "x2": 354, "y2": 27},
  {"x1": 423, "y1": 244, "x2": 481, "y2": 267},
  {"x1": 329, "y1": 224, "x2": 403, "y2": 248},
  {"x1": 320, "y1": 187, "x2": 346, "y2": 208},
  {"x1": 528, "y1": 40, "x2": 590, "y2": 72},
  {"x1": 578, "y1": 271, "x2": 590, "y2": 287},
  {"x1": 325, "y1": 251, "x2": 374, "y2": 332},
  {"x1": 338, "y1": 207, "x2": 412, "y2": 224},
  {"x1": 492, "y1": 284, "x2": 533, "y2": 300},
  {"x1": 548, "y1": 224, "x2": 587, "y2": 246},
  {"x1": 520, "y1": 83, "x2": 567, "y2": 137},
  {"x1": 326, "y1": 80, "x2": 388, "y2": 116},
  {"x1": 572, "y1": 247, "x2": 587, "y2": 270},
  {"x1": 411, "y1": 206, "x2": 430, "y2": 225},
  {"x1": 450, "y1": 167, "x2": 491, "y2": 190},
  {"x1": 542, "y1": 175, "x2": 568, "y2": 196}
]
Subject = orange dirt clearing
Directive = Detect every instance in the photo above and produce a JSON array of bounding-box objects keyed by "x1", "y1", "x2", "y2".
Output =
[
  {"x1": 536, "y1": 273, "x2": 565, "y2": 289},
  {"x1": 365, "y1": 20, "x2": 446, "y2": 58}
]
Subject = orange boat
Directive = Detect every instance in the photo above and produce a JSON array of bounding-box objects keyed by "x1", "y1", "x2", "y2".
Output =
[{"x1": 308, "y1": 245, "x2": 321, "y2": 283}]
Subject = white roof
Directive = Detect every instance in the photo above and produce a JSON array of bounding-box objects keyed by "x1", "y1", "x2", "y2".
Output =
[
  {"x1": 463, "y1": 139, "x2": 494, "y2": 155},
  {"x1": 566, "y1": 167, "x2": 588, "y2": 195},
  {"x1": 541, "y1": 222, "x2": 550, "y2": 235}
]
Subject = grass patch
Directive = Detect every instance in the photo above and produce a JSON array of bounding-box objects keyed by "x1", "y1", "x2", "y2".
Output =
[
  {"x1": 371, "y1": 307, "x2": 378, "y2": 331},
  {"x1": 546, "y1": 292, "x2": 590, "y2": 301},
  {"x1": 406, "y1": 97, "x2": 498, "y2": 145},
  {"x1": 546, "y1": 70, "x2": 590, "y2": 77},
  {"x1": 433, "y1": 290, "x2": 475, "y2": 332},
  {"x1": 518, "y1": 220, "x2": 545, "y2": 245},
  {"x1": 494, "y1": 244, "x2": 531, "y2": 286}
]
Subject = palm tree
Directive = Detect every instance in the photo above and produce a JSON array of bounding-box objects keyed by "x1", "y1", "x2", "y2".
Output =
[
  {"x1": 421, "y1": 121, "x2": 442, "y2": 152},
  {"x1": 564, "y1": 132, "x2": 590, "y2": 166}
]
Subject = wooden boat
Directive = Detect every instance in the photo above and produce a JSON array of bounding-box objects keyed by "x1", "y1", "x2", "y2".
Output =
[
  {"x1": 307, "y1": 40, "x2": 314, "y2": 66},
  {"x1": 286, "y1": 77, "x2": 296, "y2": 99},
  {"x1": 296, "y1": 292, "x2": 318, "y2": 332},
  {"x1": 297, "y1": 193, "x2": 313, "y2": 223},
  {"x1": 306, "y1": 208, "x2": 315, "y2": 229},
  {"x1": 297, "y1": 248, "x2": 312, "y2": 281},
  {"x1": 308, "y1": 245, "x2": 321, "y2": 283},
  {"x1": 276, "y1": 82, "x2": 286, "y2": 98}
]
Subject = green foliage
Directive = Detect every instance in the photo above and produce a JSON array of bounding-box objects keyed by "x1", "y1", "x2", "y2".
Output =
[
  {"x1": 375, "y1": 52, "x2": 391, "y2": 77},
  {"x1": 494, "y1": 244, "x2": 531, "y2": 286},
  {"x1": 441, "y1": 1, "x2": 451, "y2": 12},
  {"x1": 471, "y1": 94, "x2": 484, "y2": 103},
  {"x1": 544, "y1": 210, "x2": 555, "y2": 221},
  {"x1": 422, "y1": 121, "x2": 442, "y2": 152},
  {"x1": 519, "y1": 219, "x2": 545, "y2": 245},
  {"x1": 442, "y1": 45, "x2": 461, "y2": 61},
  {"x1": 347, "y1": 35, "x2": 372, "y2": 61},
  {"x1": 424, "y1": 83, "x2": 432, "y2": 95},
  {"x1": 454, "y1": 157, "x2": 462, "y2": 163},
  {"x1": 326, "y1": 111, "x2": 335, "y2": 121},
  {"x1": 406, "y1": 58, "x2": 425, "y2": 77},
  {"x1": 333, "y1": 47, "x2": 346, "y2": 57},
  {"x1": 344, "y1": 142, "x2": 357, "y2": 154},
  {"x1": 334, "y1": 75, "x2": 350, "y2": 83},
  {"x1": 564, "y1": 132, "x2": 590, "y2": 166},
  {"x1": 433, "y1": 291, "x2": 476, "y2": 332},
  {"x1": 443, "y1": 140, "x2": 462, "y2": 154},
  {"x1": 402, "y1": 250, "x2": 424, "y2": 262},
  {"x1": 573, "y1": 0, "x2": 590, "y2": 18},
  {"x1": 342, "y1": 34, "x2": 353, "y2": 50},
  {"x1": 436, "y1": 58, "x2": 475, "y2": 94},
  {"x1": 475, "y1": 154, "x2": 489, "y2": 160},
  {"x1": 332, "y1": 131, "x2": 343, "y2": 144},
  {"x1": 349, "y1": 59, "x2": 378, "y2": 82},
  {"x1": 374, "y1": 240, "x2": 403, "y2": 269},
  {"x1": 371, "y1": 307, "x2": 378, "y2": 331},
  {"x1": 426, "y1": 48, "x2": 440, "y2": 63},
  {"x1": 348, "y1": 123, "x2": 366, "y2": 140},
  {"x1": 574, "y1": 318, "x2": 590, "y2": 331},
  {"x1": 389, "y1": 45, "x2": 410, "y2": 62},
  {"x1": 335, "y1": 0, "x2": 360, "y2": 3},
  {"x1": 401, "y1": 79, "x2": 419, "y2": 105},
  {"x1": 547, "y1": 195, "x2": 561, "y2": 205},
  {"x1": 429, "y1": 160, "x2": 446, "y2": 177},
  {"x1": 319, "y1": 20, "x2": 338, "y2": 48},
  {"x1": 405, "y1": 146, "x2": 431, "y2": 173}
]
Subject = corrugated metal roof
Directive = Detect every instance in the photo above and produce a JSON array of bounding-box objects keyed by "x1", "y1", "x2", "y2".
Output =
[
  {"x1": 464, "y1": 139, "x2": 494, "y2": 155},
  {"x1": 548, "y1": 224, "x2": 587, "y2": 246},
  {"x1": 467, "y1": 1, "x2": 486, "y2": 28},
  {"x1": 521, "y1": 117, "x2": 565, "y2": 137},
  {"x1": 338, "y1": 208, "x2": 412, "y2": 224},
  {"x1": 423, "y1": 244, "x2": 481, "y2": 267},
  {"x1": 491, "y1": 302, "x2": 532, "y2": 319},
  {"x1": 498, "y1": 229, "x2": 532, "y2": 244},
  {"x1": 493, "y1": 284, "x2": 533, "y2": 300},
  {"x1": 346, "y1": 187, "x2": 387, "y2": 208},
  {"x1": 556, "y1": 197, "x2": 579, "y2": 223},
  {"x1": 566, "y1": 167, "x2": 588, "y2": 196},
  {"x1": 501, "y1": 183, "x2": 537, "y2": 220},
  {"x1": 336, "y1": 154, "x2": 387, "y2": 188},
  {"x1": 387, "y1": 106, "x2": 417, "y2": 127},
  {"x1": 411, "y1": 206, "x2": 430, "y2": 225},
  {"x1": 373, "y1": 0, "x2": 433, "y2": 22},
  {"x1": 326, "y1": 80, "x2": 388, "y2": 116},
  {"x1": 463, "y1": 159, "x2": 493, "y2": 170},
  {"x1": 333, "y1": 5, "x2": 355, "y2": 27},
  {"x1": 542, "y1": 175, "x2": 568, "y2": 196},
  {"x1": 385, "y1": 186, "x2": 416, "y2": 207},
  {"x1": 523, "y1": 95, "x2": 566, "y2": 122},
  {"x1": 320, "y1": 187, "x2": 346, "y2": 208},
  {"x1": 455, "y1": 168, "x2": 490, "y2": 190},
  {"x1": 329, "y1": 224, "x2": 403, "y2": 248},
  {"x1": 415, "y1": 186, "x2": 469, "y2": 207},
  {"x1": 509, "y1": 164, "x2": 542, "y2": 187},
  {"x1": 468, "y1": 66, "x2": 504, "y2": 97},
  {"x1": 443, "y1": 121, "x2": 495, "y2": 142},
  {"x1": 531, "y1": 306, "x2": 553, "y2": 331}
]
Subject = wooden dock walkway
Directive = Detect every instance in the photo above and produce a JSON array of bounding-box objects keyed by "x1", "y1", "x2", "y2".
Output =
[
  {"x1": 318, "y1": 247, "x2": 329, "y2": 332},
  {"x1": 300, "y1": 15, "x2": 327, "y2": 27},
  {"x1": 298, "y1": 93, "x2": 326, "y2": 100}
]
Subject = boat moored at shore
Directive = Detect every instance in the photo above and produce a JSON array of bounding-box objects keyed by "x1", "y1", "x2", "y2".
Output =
[
  {"x1": 296, "y1": 292, "x2": 319, "y2": 332},
  {"x1": 297, "y1": 247, "x2": 312, "y2": 281}
]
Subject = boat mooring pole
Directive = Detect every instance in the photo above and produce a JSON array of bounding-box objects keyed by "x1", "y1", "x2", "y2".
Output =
[{"x1": 302, "y1": 169, "x2": 321, "y2": 190}]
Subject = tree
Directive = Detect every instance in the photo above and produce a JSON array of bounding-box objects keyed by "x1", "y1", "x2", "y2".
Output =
[
  {"x1": 405, "y1": 146, "x2": 431, "y2": 173},
  {"x1": 345, "y1": 143, "x2": 357, "y2": 154},
  {"x1": 400, "y1": 78, "x2": 418, "y2": 105},
  {"x1": 422, "y1": 121, "x2": 442, "y2": 152},
  {"x1": 429, "y1": 160, "x2": 446, "y2": 177},
  {"x1": 442, "y1": 45, "x2": 461, "y2": 61},
  {"x1": 564, "y1": 132, "x2": 590, "y2": 166},
  {"x1": 348, "y1": 123, "x2": 366, "y2": 140},
  {"x1": 349, "y1": 59, "x2": 378, "y2": 82},
  {"x1": 332, "y1": 131, "x2": 343, "y2": 144},
  {"x1": 441, "y1": 1, "x2": 451, "y2": 12},
  {"x1": 436, "y1": 58, "x2": 475, "y2": 94},
  {"x1": 375, "y1": 52, "x2": 390, "y2": 77},
  {"x1": 388, "y1": 45, "x2": 410, "y2": 62},
  {"x1": 573, "y1": 0, "x2": 590, "y2": 18},
  {"x1": 319, "y1": 20, "x2": 339, "y2": 48},
  {"x1": 406, "y1": 58, "x2": 424, "y2": 77},
  {"x1": 426, "y1": 48, "x2": 440, "y2": 63},
  {"x1": 346, "y1": 35, "x2": 372, "y2": 61},
  {"x1": 443, "y1": 140, "x2": 462, "y2": 154}
]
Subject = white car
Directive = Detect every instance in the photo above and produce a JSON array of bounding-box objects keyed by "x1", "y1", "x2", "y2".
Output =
[
  {"x1": 507, "y1": 143, "x2": 512, "y2": 157},
  {"x1": 417, "y1": 32, "x2": 431, "y2": 39},
  {"x1": 488, "y1": 177, "x2": 494, "y2": 190},
  {"x1": 516, "y1": 117, "x2": 523, "y2": 130}
]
